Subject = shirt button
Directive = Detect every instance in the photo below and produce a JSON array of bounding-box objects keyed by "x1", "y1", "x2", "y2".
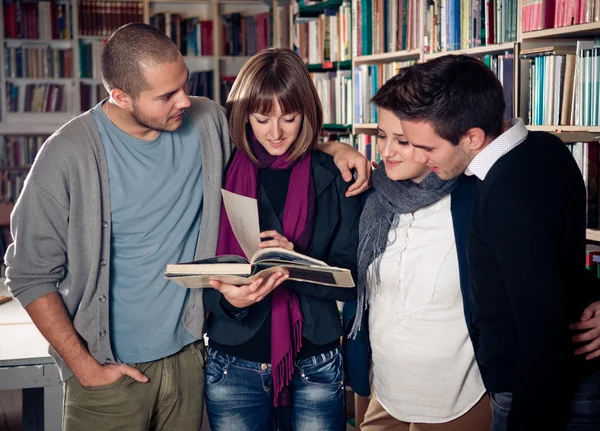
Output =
[
  {"x1": 100, "y1": 259, "x2": 107, "y2": 266},
  {"x1": 99, "y1": 329, "x2": 106, "y2": 337},
  {"x1": 98, "y1": 295, "x2": 106, "y2": 302},
  {"x1": 105, "y1": 358, "x2": 111, "y2": 363},
  {"x1": 261, "y1": 363, "x2": 268, "y2": 370},
  {"x1": 102, "y1": 221, "x2": 108, "y2": 228}
]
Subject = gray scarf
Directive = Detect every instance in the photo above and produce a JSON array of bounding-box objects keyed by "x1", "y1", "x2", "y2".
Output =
[{"x1": 350, "y1": 164, "x2": 462, "y2": 337}]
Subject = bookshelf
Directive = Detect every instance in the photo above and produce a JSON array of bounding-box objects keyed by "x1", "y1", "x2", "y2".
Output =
[
  {"x1": 0, "y1": 0, "x2": 283, "y2": 254},
  {"x1": 0, "y1": 0, "x2": 284, "y2": 136},
  {"x1": 288, "y1": 0, "x2": 600, "y2": 240}
]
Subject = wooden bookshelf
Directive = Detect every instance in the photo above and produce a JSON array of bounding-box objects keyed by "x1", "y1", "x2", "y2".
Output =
[
  {"x1": 526, "y1": 126, "x2": 600, "y2": 143},
  {"x1": 587, "y1": 229, "x2": 600, "y2": 242},
  {"x1": 306, "y1": 60, "x2": 352, "y2": 71},
  {"x1": 424, "y1": 42, "x2": 517, "y2": 60},
  {"x1": 0, "y1": 0, "x2": 280, "y2": 133},
  {"x1": 521, "y1": 22, "x2": 600, "y2": 40},
  {"x1": 354, "y1": 49, "x2": 421, "y2": 65}
]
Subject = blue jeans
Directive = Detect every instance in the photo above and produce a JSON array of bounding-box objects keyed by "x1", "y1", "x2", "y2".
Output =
[
  {"x1": 205, "y1": 347, "x2": 346, "y2": 431},
  {"x1": 490, "y1": 371, "x2": 600, "y2": 430}
]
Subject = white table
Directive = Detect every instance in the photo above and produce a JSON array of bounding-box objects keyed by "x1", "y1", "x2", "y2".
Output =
[{"x1": 0, "y1": 284, "x2": 62, "y2": 431}]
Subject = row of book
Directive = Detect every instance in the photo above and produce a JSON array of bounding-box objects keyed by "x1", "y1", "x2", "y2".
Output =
[
  {"x1": 425, "y1": 0, "x2": 518, "y2": 53},
  {"x1": 78, "y1": 1, "x2": 143, "y2": 37},
  {"x1": 295, "y1": 2, "x2": 351, "y2": 64},
  {"x1": 312, "y1": 71, "x2": 352, "y2": 125},
  {"x1": 568, "y1": 141, "x2": 599, "y2": 228},
  {"x1": 483, "y1": 53, "x2": 515, "y2": 120},
  {"x1": 3, "y1": 0, "x2": 72, "y2": 39},
  {"x1": 353, "y1": 61, "x2": 415, "y2": 124},
  {"x1": 353, "y1": 0, "x2": 419, "y2": 57},
  {"x1": 188, "y1": 70, "x2": 214, "y2": 99},
  {"x1": 80, "y1": 81, "x2": 108, "y2": 111},
  {"x1": 6, "y1": 82, "x2": 68, "y2": 112},
  {"x1": 0, "y1": 135, "x2": 45, "y2": 168},
  {"x1": 522, "y1": 0, "x2": 600, "y2": 33},
  {"x1": 0, "y1": 171, "x2": 27, "y2": 204},
  {"x1": 150, "y1": 14, "x2": 214, "y2": 57},
  {"x1": 522, "y1": 40, "x2": 600, "y2": 127},
  {"x1": 78, "y1": 39, "x2": 102, "y2": 79},
  {"x1": 222, "y1": 12, "x2": 272, "y2": 57},
  {"x1": 4, "y1": 45, "x2": 74, "y2": 78}
]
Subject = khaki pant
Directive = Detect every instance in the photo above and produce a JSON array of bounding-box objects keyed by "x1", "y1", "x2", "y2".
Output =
[
  {"x1": 361, "y1": 393, "x2": 492, "y2": 431},
  {"x1": 63, "y1": 341, "x2": 206, "y2": 431}
]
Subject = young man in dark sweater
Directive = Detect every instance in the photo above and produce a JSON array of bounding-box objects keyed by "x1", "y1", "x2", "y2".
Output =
[{"x1": 385, "y1": 54, "x2": 600, "y2": 430}]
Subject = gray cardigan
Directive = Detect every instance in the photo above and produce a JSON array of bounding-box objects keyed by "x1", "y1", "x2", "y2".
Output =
[{"x1": 5, "y1": 97, "x2": 231, "y2": 380}]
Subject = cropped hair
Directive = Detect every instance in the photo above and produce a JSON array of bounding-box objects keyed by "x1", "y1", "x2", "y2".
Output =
[
  {"x1": 372, "y1": 55, "x2": 506, "y2": 145},
  {"x1": 101, "y1": 23, "x2": 181, "y2": 99},
  {"x1": 226, "y1": 48, "x2": 323, "y2": 163}
]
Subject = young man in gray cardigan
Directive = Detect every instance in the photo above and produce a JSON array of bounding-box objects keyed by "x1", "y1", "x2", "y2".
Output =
[{"x1": 4, "y1": 23, "x2": 369, "y2": 430}]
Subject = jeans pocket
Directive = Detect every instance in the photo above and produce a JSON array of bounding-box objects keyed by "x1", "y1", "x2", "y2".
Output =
[
  {"x1": 490, "y1": 392, "x2": 512, "y2": 413},
  {"x1": 206, "y1": 353, "x2": 229, "y2": 387},
  {"x1": 296, "y1": 352, "x2": 344, "y2": 387}
]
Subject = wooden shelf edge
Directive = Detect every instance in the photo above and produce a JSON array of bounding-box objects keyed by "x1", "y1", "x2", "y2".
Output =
[
  {"x1": 522, "y1": 21, "x2": 600, "y2": 39},
  {"x1": 526, "y1": 125, "x2": 600, "y2": 133},
  {"x1": 587, "y1": 229, "x2": 600, "y2": 242},
  {"x1": 424, "y1": 42, "x2": 516, "y2": 60},
  {"x1": 526, "y1": 125, "x2": 600, "y2": 142},
  {"x1": 353, "y1": 123, "x2": 377, "y2": 133},
  {"x1": 354, "y1": 49, "x2": 421, "y2": 65},
  {"x1": 0, "y1": 122, "x2": 66, "y2": 135}
]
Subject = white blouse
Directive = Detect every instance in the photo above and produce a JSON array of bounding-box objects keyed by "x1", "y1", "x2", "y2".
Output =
[{"x1": 368, "y1": 194, "x2": 485, "y2": 423}]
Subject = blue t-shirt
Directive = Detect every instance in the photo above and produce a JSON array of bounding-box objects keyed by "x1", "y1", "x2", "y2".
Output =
[{"x1": 92, "y1": 102, "x2": 202, "y2": 363}]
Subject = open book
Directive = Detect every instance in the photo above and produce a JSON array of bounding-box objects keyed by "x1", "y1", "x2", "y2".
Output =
[
  {"x1": 165, "y1": 190, "x2": 355, "y2": 289},
  {"x1": 165, "y1": 247, "x2": 354, "y2": 288}
]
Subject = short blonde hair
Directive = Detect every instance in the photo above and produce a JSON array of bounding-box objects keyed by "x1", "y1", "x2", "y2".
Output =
[{"x1": 226, "y1": 48, "x2": 323, "y2": 164}]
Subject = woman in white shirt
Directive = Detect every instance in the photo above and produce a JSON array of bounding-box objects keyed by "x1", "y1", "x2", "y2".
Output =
[{"x1": 353, "y1": 76, "x2": 491, "y2": 431}]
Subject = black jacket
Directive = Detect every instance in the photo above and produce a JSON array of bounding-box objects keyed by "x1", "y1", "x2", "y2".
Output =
[
  {"x1": 204, "y1": 150, "x2": 361, "y2": 350},
  {"x1": 467, "y1": 131, "x2": 600, "y2": 429}
]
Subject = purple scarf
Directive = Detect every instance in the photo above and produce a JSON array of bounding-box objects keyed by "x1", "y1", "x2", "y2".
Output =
[{"x1": 216, "y1": 139, "x2": 315, "y2": 407}]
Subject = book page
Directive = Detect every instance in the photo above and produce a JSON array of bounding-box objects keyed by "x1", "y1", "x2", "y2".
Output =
[{"x1": 221, "y1": 189, "x2": 261, "y2": 260}]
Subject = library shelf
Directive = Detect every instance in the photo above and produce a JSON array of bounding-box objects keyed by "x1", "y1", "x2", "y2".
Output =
[
  {"x1": 587, "y1": 229, "x2": 600, "y2": 242},
  {"x1": 354, "y1": 49, "x2": 421, "y2": 65},
  {"x1": 4, "y1": 38, "x2": 73, "y2": 45},
  {"x1": 526, "y1": 125, "x2": 600, "y2": 143},
  {"x1": 424, "y1": 42, "x2": 516, "y2": 60},
  {"x1": 79, "y1": 78, "x2": 103, "y2": 84},
  {"x1": 306, "y1": 60, "x2": 352, "y2": 71},
  {"x1": 353, "y1": 123, "x2": 377, "y2": 134},
  {"x1": 5, "y1": 78, "x2": 76, "y2": 84},
  {"x1": 521, "y1": 22, "x2": 600, "y2": 40}
]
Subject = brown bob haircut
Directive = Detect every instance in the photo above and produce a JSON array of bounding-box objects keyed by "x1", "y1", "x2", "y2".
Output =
[{"x1": 226, "y1": 48, "x2": 323, "y2": 164}]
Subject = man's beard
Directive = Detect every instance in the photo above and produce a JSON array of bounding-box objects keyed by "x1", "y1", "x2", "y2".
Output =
[{"x1": 131, "y1": 103, "x2": 180, "y2": 133}]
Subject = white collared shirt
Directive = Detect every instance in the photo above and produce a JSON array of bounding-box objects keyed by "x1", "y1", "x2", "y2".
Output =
[
  {"x1": 466, "y1": 118, "x2": 529, "y2": 181},
  {"x1": 368, "y1": 195, "x2": 485, "y2": 423}
]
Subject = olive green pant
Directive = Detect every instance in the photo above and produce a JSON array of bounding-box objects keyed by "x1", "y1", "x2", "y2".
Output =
[{"x1": 63, "y1": 342, "x2": 205, "y2": 431}]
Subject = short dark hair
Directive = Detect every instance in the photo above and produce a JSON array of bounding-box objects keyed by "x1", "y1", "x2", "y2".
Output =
[
  {"x1": 101, "y1": 23, "x2": 181, "y2": 99},
  {"x1": 372, "y1": 55, "x2": 506, "y2": 145}
]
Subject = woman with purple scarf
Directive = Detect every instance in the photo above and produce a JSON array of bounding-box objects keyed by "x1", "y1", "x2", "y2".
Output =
[{"x1": 202, "y1": 48, "x2": 361, "y2": 431}]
